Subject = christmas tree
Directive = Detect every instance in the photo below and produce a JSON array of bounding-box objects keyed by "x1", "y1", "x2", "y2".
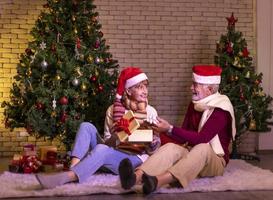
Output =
[
  {"x1": 2, "y1": 0, "x2": 119, "y2": 150},
  {"x1": 214, "y1": 13, "x2": 273, "y2": 156}
]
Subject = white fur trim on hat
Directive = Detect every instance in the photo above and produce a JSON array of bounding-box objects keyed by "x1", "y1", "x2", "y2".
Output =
[
  {"x1": 192, "y1": 72, "x2": 221, "y2": 84},
  {"x1": 125, "y1": 73, "x2": 148, "y2": 88}
]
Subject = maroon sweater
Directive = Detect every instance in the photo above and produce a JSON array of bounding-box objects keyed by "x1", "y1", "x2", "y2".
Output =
[{"x1": 170, "y1": 102, "x2": 232, "y2": 164}]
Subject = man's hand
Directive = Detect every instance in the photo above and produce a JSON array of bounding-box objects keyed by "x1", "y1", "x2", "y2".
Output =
[{"x1": 151, "y1": 117, "x2": 172, "y2": 133}]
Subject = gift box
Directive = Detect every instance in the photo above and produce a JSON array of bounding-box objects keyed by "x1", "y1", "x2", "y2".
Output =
[
  {"x1": 116, "y1": 111, "x2": 153, "y2": 142},
  {"x1": 117, "y1": 110, "x2": 140, "y2": 142},
  {"x1": 40, "y1": 146, "x2": 57, "y2": 161},
  {"x1": 22, "y1": 144, "x2": 37, "y2": 157}
]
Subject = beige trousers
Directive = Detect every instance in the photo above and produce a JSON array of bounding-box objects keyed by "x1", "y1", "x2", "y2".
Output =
[{"x1": 139, "y1": 143, "x2": 226, "y2": 188}]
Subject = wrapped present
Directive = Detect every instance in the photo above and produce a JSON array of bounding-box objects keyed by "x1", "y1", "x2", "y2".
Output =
[
  {"x1": 22, "y1": 144, "x2": 37, "y2": 157},
  {"x1": 40, "y1": 146, "x2": 57, "y2": 161},
  {"x1": 116, "y1": 110, "x2": 140, "y2": 142}
]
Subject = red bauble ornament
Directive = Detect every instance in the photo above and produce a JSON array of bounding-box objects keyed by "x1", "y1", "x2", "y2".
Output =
[
  {"x1": 255, "y1": 79, "x2": 261, "y2": 85},
  {"x1": 25, "y1": 48, "x2": 33, "y2": 55},
  {"x1": 226, "y1": 43, "x2": 233, "y2": 54},
  {"x1": 75, "y1": 114, "x2": 81, "y2": 120},
  {"x1": 94, "y1": 40, "x2": 100, "y2": 49},
  {"x1": 51, "y1": 43, "x2": 56, "y2": 52},
  {"x1": 98, "y1": 84, "x2": 104, "y2": 92},
  {"x1": 60, "y1": 111, "x2": 67, "y2": 123},
  {"x1": 98, "y1": 31, "x2": 104, "y2": 38},
  {"x1": 36, "y1": 102, "x2": 44, "y2": 110},
  {"x1": 59, "y1": 96, "x2": 68, "y2": 105},
  {"x1": 89, "y1": 75, "x2": 97, "y2": 82}
]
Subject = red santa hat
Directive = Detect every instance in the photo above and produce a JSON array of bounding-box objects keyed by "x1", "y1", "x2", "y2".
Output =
[
  {"x1": 192, "y1": 65, "x2": 222, "y2": 84},
  {"x1": 116, "y1": 67, "x2": 148, "y2": 99}
]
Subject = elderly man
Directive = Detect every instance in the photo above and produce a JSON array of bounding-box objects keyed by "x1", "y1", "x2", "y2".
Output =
[
  {"x1": 119, "y1": 65, "x2": 236, "y2": 194},
  {"x1": 36, "y1": 67, "x2": 160, "y2": 189}
]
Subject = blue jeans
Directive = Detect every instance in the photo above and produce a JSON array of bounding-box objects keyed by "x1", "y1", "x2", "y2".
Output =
[{"x1": 70, "y1": 122, "x2": 142, "y2": 183}]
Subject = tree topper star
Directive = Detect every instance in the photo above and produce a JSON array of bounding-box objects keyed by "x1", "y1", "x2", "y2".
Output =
[{"x1": 226, "y1": 12, "x2": 238, "y2": 27}]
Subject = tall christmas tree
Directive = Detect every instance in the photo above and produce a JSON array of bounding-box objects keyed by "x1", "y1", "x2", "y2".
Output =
[
  {"x1": 2, "y1": 0, "x2": 119, "y2": 150},
  {"x1": 214, "y1": 13, "x2": 273, "y2": 156}
]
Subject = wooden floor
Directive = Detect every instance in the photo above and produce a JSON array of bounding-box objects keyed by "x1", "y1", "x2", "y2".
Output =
[{"x1": 1, "y1": 153, "x2": 273, "y2": 200}]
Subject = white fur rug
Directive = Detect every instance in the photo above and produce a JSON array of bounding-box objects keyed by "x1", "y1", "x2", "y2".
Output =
[{"x1": 0, "y1": 159, "x2": 273, "y2": 198}]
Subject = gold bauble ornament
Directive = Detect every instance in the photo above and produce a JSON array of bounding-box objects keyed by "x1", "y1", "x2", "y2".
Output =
[
  {"x1": 81, "y1": 83, "x2": 87, "y2": 91},
  {"x1": 72, "y1": 15, "x2": 76, "y2": 22},
  {"x1": 74, "y1": 28, "x2": 78, "y2": 34},
  {"x1": 249, "y1": 119, "x2": 257, "y2": 130},
  {"x1": 55, "y1": 75, "x2": 61, "y2": 80}
]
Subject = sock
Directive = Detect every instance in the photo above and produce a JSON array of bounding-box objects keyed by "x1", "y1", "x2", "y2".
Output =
[
  {"x1": 118, "y1": 158, "x2": 136, "y2": 190},
  {"x1": 142, "y1": 172, "x2": 158, "y2": 195},
  {"x1": 36, "y1": 171, "x2": 72, "y2": 189}
]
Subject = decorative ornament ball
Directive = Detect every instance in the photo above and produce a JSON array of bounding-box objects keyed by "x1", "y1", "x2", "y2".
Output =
[
  {"x1": 249, "y1": 119, "x2": 256, "y2": 130},
  {"x1": 89, "y1": 75, "x2": 97, "y2": 82},
  {"x1": 74, "y1": 28, "x2": 78, "y2": 34},
  {"x1": 55, "y1": 75, "x2": 61, "y2": 80},
  {"x1": 98, "y1": 31, "x2": 104, "y2": 38},
  {"x1": 59, "y1": 96, "x2": 69, "y2": 105},
  {"x1": 72, "y1": 78, "x2": 80, "y2": 86},
  {"x1": 98, "y1": 84, "x2": 104, "y2": 92},
  {"x1": 41, "y1": 60, "x2": 48, "y2": 70},
  {"x1": 36, "y1": 102, "x2": 44, "y2": 110},
  {"x1": 87, "y1": 55, "x2": 93, "y2": 63},
  {"x1": 72, "y1": 15, "x2": 76, "y2": 22},
  {"x1": 81, "y1": 83, "x2": 87, "y2": 91},
  {"x1": 255, "y1": 79, "x2": 261, "y2": 85},
  {"x1": 75, "y1": 114, "x2": 81, "y2": 120},
  {"x1": 95, "y1": 57, "x2": 100, "y2": 64},
  {"x1": 25, "y1": 48, "x2": 33, "y2": 55},
  {"x1": 235, "y1": 76, "x2": 239, "y2": 81},
  {"x1": 94, "y1": 40, "x2": 100, "y2": 49},
  {"x1": 80, "y1": 101, "x2": 86, "y2": 107},
  {"x1": 79, "y1": 54, "x2": 84, "y2": 61}
]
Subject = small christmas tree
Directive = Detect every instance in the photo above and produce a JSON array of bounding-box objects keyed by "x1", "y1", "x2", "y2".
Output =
[
  {"x1": 2, "y1": 0, "x2": 119, "y2": 150},
  {"x1": 214, "y1": 13, "x2": 273, "y2": 157}
]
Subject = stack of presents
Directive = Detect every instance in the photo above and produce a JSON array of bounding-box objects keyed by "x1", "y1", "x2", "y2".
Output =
[
  {"x1": 9, "y1": 144, "x2": 70, "y2": 174},
  {"x1": 9, "y1": 111, "x2": 154, "y2": 174}
]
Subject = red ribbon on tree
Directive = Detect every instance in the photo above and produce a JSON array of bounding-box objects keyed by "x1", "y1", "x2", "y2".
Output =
[{"x1": 116, "y1": 117, "x2": 135, "y2": 135}]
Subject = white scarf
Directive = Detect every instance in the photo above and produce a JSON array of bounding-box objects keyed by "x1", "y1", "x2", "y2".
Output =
[{"x1": 193, "y1": 92, "x2": 236, "y2": 156}]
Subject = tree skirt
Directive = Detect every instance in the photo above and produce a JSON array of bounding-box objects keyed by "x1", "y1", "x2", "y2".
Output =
[{"x1": 1, "y1": 159, "x2": 273, "y2": 198}]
